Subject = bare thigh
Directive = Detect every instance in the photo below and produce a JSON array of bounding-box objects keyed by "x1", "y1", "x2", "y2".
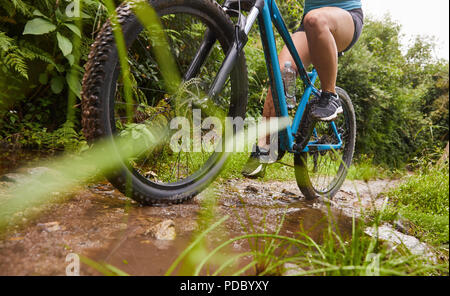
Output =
[
  {"x1": 261, "y1": 32, "x2": 310, "y2": 119},
  {"x1": 278, "y1": 31, "x2": 311, "y2": 72},
  {"x1": 304, "y1": 7, "x2": 355, "y2": 52}
]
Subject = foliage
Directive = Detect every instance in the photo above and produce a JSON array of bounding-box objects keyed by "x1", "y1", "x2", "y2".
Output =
[
  {"x1": 0, "y1": 0, "x2": 104, "y2": 148},
  {"x1": 0, "y1": 0, "x2": 448, "y2": 167},
  {"x1": 384, "y1": 159, "x2": 449, "y2": 246},
  {"x1": 346, "y1": 154, "x2": 400, "y2": 181},
  {"x1": 337, "y1": 17, "x2": 449, "y2": 166}
]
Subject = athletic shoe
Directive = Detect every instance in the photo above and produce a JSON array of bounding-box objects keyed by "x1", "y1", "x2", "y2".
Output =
[
  {"x1": 241, "y1": 146, "x2": 269, "y2": 178},
  {"x1": 311, "y1": 91, "x2": 343, "y2": 121}
]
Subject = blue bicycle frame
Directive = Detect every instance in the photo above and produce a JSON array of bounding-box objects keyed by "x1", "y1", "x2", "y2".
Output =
[
  {"x1": 257, "y1": 0, "x2": 343, "y2": 154},
  {"x1": 192, "y1": 0, "x2": 343, "y2": 154}
]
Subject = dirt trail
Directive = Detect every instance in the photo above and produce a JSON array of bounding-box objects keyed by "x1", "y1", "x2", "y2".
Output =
[{"x1": 0, "y1": 161, "x2": 401, "y2": 275}]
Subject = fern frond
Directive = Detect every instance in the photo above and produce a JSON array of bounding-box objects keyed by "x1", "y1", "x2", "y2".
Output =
[
  {"x1": 19, "y1": 40, "x2": 57, "y2": 67},
  {"x1": 0, "y1": 0, "x2": 16, "y2": 16},
  {"x1": 1, "y1": 50, "x2": 29, "y2": 79},
  {"x1": 0, "y1": 0, "x2": 33, "y2": 16},
  {"x1": 0, "y1": 31, "x2": 14, "y2": 52},
  {"x1": 0, "y1": 31, "x2": 29, "y2": 79},
  {"x1": 0, "y1": 32, "x2": 60, "y2": 79}
]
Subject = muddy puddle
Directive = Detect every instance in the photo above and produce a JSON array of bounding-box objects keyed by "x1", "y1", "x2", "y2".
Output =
[
  {"x1": 81, "y1": 180, "x2": 353, "y2": 276},
  {"x1": 0, "y1": 150, "x2": 398, "y2": 275}
]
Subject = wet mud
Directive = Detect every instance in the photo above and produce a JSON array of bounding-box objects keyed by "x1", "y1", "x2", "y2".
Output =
[{"x1": 0, "y1": 152, "x2": 401, "y2": 275}]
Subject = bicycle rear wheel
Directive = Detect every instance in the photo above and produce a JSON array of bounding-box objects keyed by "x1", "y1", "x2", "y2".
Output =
[
  {"x1": 81, "y1": 0, "x2": 248, "y2": 205},
  {"x1": 294, "y1": 87, "x2": 356, "y2": 200}
]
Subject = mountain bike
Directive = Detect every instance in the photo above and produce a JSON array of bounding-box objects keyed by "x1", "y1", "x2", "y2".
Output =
[{"x1": 81, "y1": 0, "x2": 356, "y2": 205}]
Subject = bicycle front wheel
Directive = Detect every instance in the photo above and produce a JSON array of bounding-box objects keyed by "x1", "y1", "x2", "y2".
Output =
[
  {"x1": 81, "y1": 0, "x2": 248, "y2": 205},
  {"x1": 294, "y1": 87, "x2": 356, "y2": 200}
]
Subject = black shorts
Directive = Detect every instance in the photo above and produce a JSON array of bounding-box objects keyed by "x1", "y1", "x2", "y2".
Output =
[{"x1": 295, "y1": 8, "x2": 364, "y2": 53}]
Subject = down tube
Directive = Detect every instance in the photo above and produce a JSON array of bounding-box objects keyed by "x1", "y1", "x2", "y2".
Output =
[
  {"x1": 260, "y1": 2, "x2": 295, "y2": 150},
  {"x1": 270, "y1": 1, "x2": 320, "y2": 97}
]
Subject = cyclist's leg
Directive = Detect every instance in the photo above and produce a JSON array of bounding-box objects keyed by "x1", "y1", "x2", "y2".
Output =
[
  {"x1": 303, "y1": 7, "x2": 354, "y2": 93},
  {"x1": 242, "y1": 32, "x2": 311, "y2": 178},
  {"x1": 258, "y1": 31, "x2": 311, "y2": 148}
]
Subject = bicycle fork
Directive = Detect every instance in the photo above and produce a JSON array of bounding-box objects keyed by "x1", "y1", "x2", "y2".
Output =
[{"x1": 183, "y1": 0, "x2": 265, "y2": 99}]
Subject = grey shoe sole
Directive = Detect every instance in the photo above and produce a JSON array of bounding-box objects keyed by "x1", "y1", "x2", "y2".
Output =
[
  {"x1": 314, "y1": 106, "x2": 343, "y2": 122},
  {"x1": 242, "y1": 164, "x2": 264, "y2": 177}
]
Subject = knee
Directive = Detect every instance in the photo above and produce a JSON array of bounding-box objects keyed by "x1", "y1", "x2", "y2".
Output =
[{"x1": 303, "y1": 11, "x2": 329, "y2": 32}]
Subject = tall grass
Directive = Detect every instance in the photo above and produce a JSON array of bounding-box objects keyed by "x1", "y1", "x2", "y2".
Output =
[
  {"x1": 163, "y1": 180, "x2": 447, "y2": 276},
  {"x1": 218, "y1": 151, "x2": 402, "y2": 182},
  {"x1": 384, "y1": 161, "x2": 449, "y2": 246},
  {"x1": 165, "y1": 202, "x2": 447, "y2": 276}
]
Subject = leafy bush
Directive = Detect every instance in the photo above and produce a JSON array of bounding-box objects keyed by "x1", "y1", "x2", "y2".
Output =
[
  {"x1": 337, "y1": 17, "x2": 449, "y2": 166},
  {"x1": 0, "y1": 0, "x2": 104, "y2": 149}
]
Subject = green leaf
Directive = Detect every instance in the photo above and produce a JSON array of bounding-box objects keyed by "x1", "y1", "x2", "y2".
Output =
[
  {"x1": 65, "y1": 54, "x2": 75, "y2": 66},
  {"x1": 55, "y1": 8, "x2": 65, "y2": 21},
  {"x1": 81, "y1": 12, "x2": 92, "y2": 19},
  {"x1": 32, "y1": 10, "x2": 48, "y2": 19},
  {"x1": 50, "y1": 76, "x2": 65, "y2": 94},
  {"x1": 39, "y1": 73, "x2": 48, "y2": 85},
  {"x1": 56, "y1": 32, "x2": 73, "y2": 56},
  {"x1": 66, "y1": 73, "x2": 81, "y2": 99},
  {"x1": 23, "y1": 18, "x2": 56, "y2": 35},
  {"x1": 46, "y1": 64, "x2": 55, "y2": 72},
  {"x1": 64, "y1": 23, "x2": 82, "y2": 38}
]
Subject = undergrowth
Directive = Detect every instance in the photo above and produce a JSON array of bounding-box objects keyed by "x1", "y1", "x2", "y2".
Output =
[{"x1": 383, "y1": 160, "x2": 449, "y2": 246}]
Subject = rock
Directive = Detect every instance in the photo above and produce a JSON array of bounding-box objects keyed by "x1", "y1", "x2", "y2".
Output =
[
  {"x1": 281, "y1": 189, "x2": 297, "y2": 197},
  {"x1": 0, "y1": 173, "x2": 29, "y2": 184},
  {"x1": 118, "y1": 223, "x2": 128, "y2": 230},
  {"x1": 153, "y1": 240, "x2": 172, "y2": 250},
  {"x1": 393, "y1": 216, "x2": 413, "y2": 234},
  {"x1": 282, "y1": 263, "x2": 306, "y2": 276},
  {"x1": 146, "y1": 220, "x2": 176, "y2": 240},
  {"x1": 232, "y1": 241, "x2": 244, "y2": 251},
  {"x1": 365, "y1": 224, "x2": 435, "y2": 261},
  {"x1": 245, "y1": 185, "x2": 259, "y2": 193},
  {"x1": 26, "y1": 167, "x2": 52, "y2": 176},
  {"x1": 37, "y1": 221, "x2": 61, "y2": 232},
  {"x1": 183, "y1": 221, "x2": 198, "y2": 232}
]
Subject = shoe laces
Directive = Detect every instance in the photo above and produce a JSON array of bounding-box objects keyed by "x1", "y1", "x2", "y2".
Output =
[{"x1": 318, "y1": 91, "x2": 337, "y2": 108}]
